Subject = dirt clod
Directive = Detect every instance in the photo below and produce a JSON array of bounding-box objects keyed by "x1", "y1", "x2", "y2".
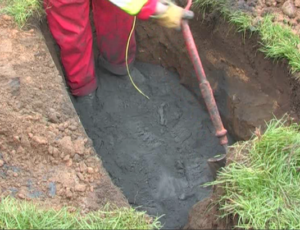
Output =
[
  {"x1": 295, "y1": 0, "x2": 300, "y2": 7},
  {"x1": 75, "y1": 184, "x2": 86, "y2": 192},
  {"x1": 87, "y1": 167, "x2": 94, "y2": 174},
  {"x1": 282, "y1": 1, "x2": 296, "y2": 18},
  {"x1": 18, "y1": 193, "x2": 26, "y2": 199},
  {"x1": 69, "y1": 125, "x2": 77, "y2": 131},
  {"x1": 73, "y1": 154, "x2": 81, "y2": 162},
  {"x1": 59, "y1": 136, "x2": 75, "y2": 156},
  {"x1": 77, "y1": 172, "x2": 85, "y2": 181},
  {"x1": 2, "y1": 15, "x2": 12, "y2": 21},
  {"x1": 52, "y1": 147, "x2": 60, "y2": 158},
  {"x1": 32, "y1": 136, "x2": 48, "y2": 145},
  {"x1": 79, "y1": 162, "x2": 87, "y2": 173},
  {"x1": 63, "y1": 155, "x2": 70, "y2": 162},
  {"x1": 48, "y1": 108, "x2": 60, "y2": 123},
  {"x1": 266, "y1": 0, "x2": 276, "y2": 6},
  {"x1": 66, "y1": 159, "x2": 73, "y2": 167},
  {"x1": 17, "y1": 146, "x2": 25, "y2": 155},
  {"x1": 48, "y1": 146, "x2": 54, "y2": 155},
  {"x1": 74, "y1": 138, "x2": 85, "y2": 155},
  {"x1": 65, "y1": 188, "x2": 73, "y2": 199}
]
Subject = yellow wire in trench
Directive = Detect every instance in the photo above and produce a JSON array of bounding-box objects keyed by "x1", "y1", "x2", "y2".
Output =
[{"x1": 125, "y1": 16, "x2": 150, "y2": 99}]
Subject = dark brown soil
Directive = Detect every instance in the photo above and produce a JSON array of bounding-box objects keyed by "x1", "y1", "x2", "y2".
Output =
[
  {"x1": 184, "y1": 146, "x2": 242, "y2": 229},
  {"x1": 0, "y1": 14, "x2": 128, "y2": 212},
  {"x1": 184, "y1": 191, "x2": 231, "y2": 229},
  {"x1": 136, "y1": 9, "x2": 300, "y2": 141}
]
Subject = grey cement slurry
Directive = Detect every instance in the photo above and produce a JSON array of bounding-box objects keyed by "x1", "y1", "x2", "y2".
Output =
[{"x1": 73, "y1": 62, "x2": 234, "y2": 229}]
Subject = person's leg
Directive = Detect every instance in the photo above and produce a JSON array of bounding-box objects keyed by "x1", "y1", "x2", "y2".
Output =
[
  {"x1": 92, "y1": 0, "x2": 136, "y2": 76},
  {"x1": 44, "y1": 0, "x2": 97, "y2": 96}
]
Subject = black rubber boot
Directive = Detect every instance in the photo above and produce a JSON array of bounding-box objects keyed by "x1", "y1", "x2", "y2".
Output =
[
  {"x1": 75, "y1": 88, "x2": 97, "y2": 108},
  {"x1": 97, "y1": 55, "x2": 134, "y2": 76}
]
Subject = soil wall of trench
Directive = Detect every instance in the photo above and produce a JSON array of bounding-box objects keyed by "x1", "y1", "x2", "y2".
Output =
[{"x1": 135, "y1": 12, "x2": 300, "y2": 141}]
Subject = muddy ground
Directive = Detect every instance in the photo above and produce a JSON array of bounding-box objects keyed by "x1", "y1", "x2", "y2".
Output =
[
  {"x1": 0, "y1": 14, "x2": 128, "y2": 212},
  {"x1": 70, "y1": 62, "x2": 234, "y2": 228}
]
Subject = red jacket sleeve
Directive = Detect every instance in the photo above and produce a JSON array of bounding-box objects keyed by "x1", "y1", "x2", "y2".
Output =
[{"x1": 137, "y1": 0, "x2": 158, "y2": 20}]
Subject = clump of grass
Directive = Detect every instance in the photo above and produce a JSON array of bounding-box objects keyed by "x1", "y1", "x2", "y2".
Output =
[
  {"x1": 205, "y1": 116, "x2": 300, "y2": 229},
  {"x1": 259, "y1": 15, "x2": 300, "y2": 73},
  {"x1": 0, "y1": 0, "x2": 43, "y2": 27},
  {"x1": 0, "y1": 197, "x2": 161, "y2": 229},
  {"x1": 194, "y1": 0, "x2": 300, "y2": 75},
  {"x1": 229, "y1": 11, "x2": 253, "y2": 41}
]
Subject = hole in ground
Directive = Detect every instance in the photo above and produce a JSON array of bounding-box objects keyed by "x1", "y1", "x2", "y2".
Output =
[
  {"x1": 41, "y1": 22, "x2": 235, "y2": 228},
  {"x1": 80, "y1": 62, "x2": 235, "y2": 229},
  {"x1": 40, "y1": 7, "x2": 298, "y2": 229}
]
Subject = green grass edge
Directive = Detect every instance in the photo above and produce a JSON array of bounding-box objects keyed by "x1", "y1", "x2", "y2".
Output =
[
  {"x1": 0, "y1": 0, "x2": 43, "y2": 27},
  {"x1": 0, "y1": 196, "x2": 162, "y2": 229},
  {"x1": 203, "y1": 114, "x2": 300, "y2": 229},
  {"x1": 193, "y1": 0, "x2": 300, "y2": 76}
]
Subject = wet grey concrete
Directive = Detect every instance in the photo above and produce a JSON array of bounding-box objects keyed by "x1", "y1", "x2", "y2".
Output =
[{"x1": 73, "y1": 62, "x2": 234, "y2": 229}]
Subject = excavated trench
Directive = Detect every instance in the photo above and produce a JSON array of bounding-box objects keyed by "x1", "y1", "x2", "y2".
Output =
[
  {"x1": 79, "y1": 62, "x2": 236, "y2": 229},
  {"x1": 41, "y1": 9, "x2": 299, "y2": 229}
]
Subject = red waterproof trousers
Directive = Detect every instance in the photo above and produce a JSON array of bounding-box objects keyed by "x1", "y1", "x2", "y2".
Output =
[{"x1": 44, "y1": 0, "x2": 137, "y2": 96}]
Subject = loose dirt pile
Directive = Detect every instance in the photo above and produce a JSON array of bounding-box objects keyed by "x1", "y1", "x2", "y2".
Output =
[
  {"x1": 0, "y1": 14, "x2": 127, "y2": 212},
  {"x1": 232, "y1": 0, "x2": 300, "y2": 35}
]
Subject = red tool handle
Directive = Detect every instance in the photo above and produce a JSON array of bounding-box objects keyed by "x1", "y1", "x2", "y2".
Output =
[{"x1": 181, "y1": 0, "x2": 228, "y2": 148}]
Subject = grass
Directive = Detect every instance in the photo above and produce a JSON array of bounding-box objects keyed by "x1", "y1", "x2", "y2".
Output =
[
  {"x1": 204, "y1": 116, "x2": 300, "y2": 229},
  {"x1": 194, "y1": 0, "x2": 300, "y2": 75},
  {"x1": 0, "y1": 197, "x2": 161, "y2": 229},
  {"x1": 259, "y1": 15, "x2": 300, "y2": 72},
  {"x1": 0, "y1": 0, "x2": 43, "y2": 27}
]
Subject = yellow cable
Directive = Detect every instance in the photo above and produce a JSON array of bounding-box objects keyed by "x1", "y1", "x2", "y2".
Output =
[{"x1": 126, "y1": 16, "x2": 150, "y2": 99}]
